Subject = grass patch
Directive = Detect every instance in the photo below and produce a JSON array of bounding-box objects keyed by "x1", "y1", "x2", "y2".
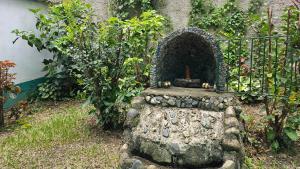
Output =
[
  {"x1": 0, "y1": 101, "x2": 121, "y2": 169},
  {"x1": 1, "y1": 106, "x2": 89, "y2": 150}
]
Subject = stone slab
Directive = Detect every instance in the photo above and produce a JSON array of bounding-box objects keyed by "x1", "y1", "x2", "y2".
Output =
[
  {"x1": 131, "y1": 105, "x2": 225, "y2": 167},
  {"x1": 143, "y1": 87, "x2": 233, "y2": 98}
]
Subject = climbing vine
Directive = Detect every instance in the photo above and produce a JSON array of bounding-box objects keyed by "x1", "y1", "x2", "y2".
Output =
[
  {"x1": 110, "y1": 0, "x2": 154, "y2": 19},
  {"x1": 189, "y1": 0, "x2": 263, "y2": 38}
]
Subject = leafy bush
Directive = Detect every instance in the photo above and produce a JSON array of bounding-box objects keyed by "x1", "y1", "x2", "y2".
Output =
[
  {"x1": 189, "y1": 0, "x2": 260, "y2": 37},
  {"x1": 71, "y1": 11, "x2": 165, "y2": 129},
  {"x1": 262, "y1": 6, "x2": 300, "y2": 151},
  {"x1": 240, "y1": 6, "x2": 300, "y2": 151},
  {"x1": 13, "y1": 0, "x2": 94, "y2": 100},
  {"x1": 13, "y1": 0, "x2": 165, "y2": 129},
  {"x1": 0, "y1": 60, "x2": 21, "y2": 127}
]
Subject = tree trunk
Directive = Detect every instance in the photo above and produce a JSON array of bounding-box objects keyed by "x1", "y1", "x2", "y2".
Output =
[{"x1": 0, "y1": 89, "x2": 4, "y2": 128}]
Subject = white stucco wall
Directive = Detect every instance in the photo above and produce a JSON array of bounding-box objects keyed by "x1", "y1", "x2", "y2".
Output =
[
  {"x1": 0, "y1": 0, "x2": 52, "y2": 84},
  {"x1": 157, "y1": 0, "x2": 192, "y2": 31}
]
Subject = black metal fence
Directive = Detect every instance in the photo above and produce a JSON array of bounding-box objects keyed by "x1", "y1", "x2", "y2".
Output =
[{"x1": 218, "y1": 35, "x2": 300, "y2": 97}]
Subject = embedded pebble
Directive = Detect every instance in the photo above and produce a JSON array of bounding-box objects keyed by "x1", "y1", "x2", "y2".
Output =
[{"x1": 162, "y1": 128, "x2": 170, "y2": 138}]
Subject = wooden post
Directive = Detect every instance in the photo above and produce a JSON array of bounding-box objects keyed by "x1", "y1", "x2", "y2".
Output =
[{"x1": 185, "y1": 65, "x2": 191, "y2": 80}]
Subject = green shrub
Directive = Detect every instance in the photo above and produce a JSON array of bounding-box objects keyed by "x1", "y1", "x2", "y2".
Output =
[
  {"x1": 71, "y1": 11, "x2": 165, "y2": 129},
  {"x1": 13, "y1": 0, "x2": 165, "y2": 129},
  {"x1": 13, "y1": 0, "x2": 94, "y2": 100},
  {"x1": 240, "y1": 6, "x2": 300, "y2": 151}
]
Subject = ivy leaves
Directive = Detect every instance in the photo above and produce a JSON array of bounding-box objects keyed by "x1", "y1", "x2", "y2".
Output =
[
  {"x1": 110, "y1": 0, "x2": 153, "y2": 19},
  {"x1": 189, "y1": 0, "x2": 262, "y2": 38}
]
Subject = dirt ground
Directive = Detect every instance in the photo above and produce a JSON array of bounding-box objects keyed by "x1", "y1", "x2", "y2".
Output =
[{"x1": 242, "y1": 104, "x2": 300, "y2": 169}]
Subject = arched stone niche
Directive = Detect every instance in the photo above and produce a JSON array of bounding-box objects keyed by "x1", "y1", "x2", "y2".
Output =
[{"x1": 150, "y1": 27, "x2": 226, "y2": 92}]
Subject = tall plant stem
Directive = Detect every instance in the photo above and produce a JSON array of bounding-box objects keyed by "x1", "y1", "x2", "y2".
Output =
[{"x1": 264, "y1": 7, "x2": 273, "y2": 117}]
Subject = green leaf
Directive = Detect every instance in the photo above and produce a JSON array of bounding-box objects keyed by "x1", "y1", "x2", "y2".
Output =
[
  {"x1": 240, "y1": 113, "x2": 251, "y2": 122},
  {"x1": 267, "y1": 129, "x2": 275, "y2": 141},
  {"x1": 284, "y1": 127, "x2": 299, "y2": 141},
  {"x1": 267, "y1": 73, "x2": 272, "y2": 78},
  {"x1": 29, "y1": 8, "x2": 42, "y2": 14},
  {"x1": 271, "y1": 140, "x2": 279, "y2": 151}
]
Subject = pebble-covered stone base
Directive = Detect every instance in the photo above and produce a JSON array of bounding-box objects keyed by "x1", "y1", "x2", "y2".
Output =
[
  {"x1": 120, "y1": 93, "x2": 244, "y2": 169},
  {"x1": 145, "y1": 94, "x2": 236, "y2": 112}
]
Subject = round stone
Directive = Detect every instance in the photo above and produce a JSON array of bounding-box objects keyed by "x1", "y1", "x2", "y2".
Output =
[
  {"x1": 225, "y1": 117, "x2": 239, "y2": 127},
  {"x1": 225, "y1": 106, "x2": 236, "y2": 117},
  {"x1": 222, "y1": 160, "x2": 235, "y2": 169},
  {"x1": 218, "y1": 97, "x2": 224, "y2": 103},
  {"x1": 205, "y1": 103, "x2": 210, "y2": 109},
  {"x1": 127, "y1": 109, "x2": 139, "y2": 119},
  {"x1": 176, "y1": 100, "x2": 181, "y2": 107},
  {"x1": 225, "y1": 127, "x2": 240, "y2": 136},
  {"x1": 214, "y1": 100, "x2": 220, "y2": 106},
  {"x1": 223, "y1": 135, "x2": 241, "y2": 151},
  {"x1": 156, "y1": 96, "x2": 163, "y2": 102},
  {"x1": 163, "y1": 95, "x2": 170, "y2": 99},
  {"x1": 120, "y1": 144, "x2": 128, "y2": 153},
  {"x1": 181, "y1": 102, "x2": 186, "y2": 107},
  {"x1": 234, "y1": 106, "x2": 243, "y2": 114},
  {"x1": 162, "y1": 128, "x2": 170, "y2": 138},
  {"x1": 192, "y1": 100, "x2": 199, "y2": 107},
  {"x1": 169, "y1": 111, "x2": 176, "y2": 118},
  {"x1": 145, "y1": 96, "x2": 151, "y2": 102},
  {"x1": 198, "y1": 102, "x2": 204, "y2": 108},
  {"x1": 167, "y1": 98, "x2": 176, "y2": 106},
  {"x1": 150, "y1": 97, "x2": 159, "y2": 105},
  {"x1": 132, "y1": 159, "x2": 143, "y2": 169},
  {"x1": 144, "y1": 127, "x2": 148, "y2": 134},
  {"x1": 218, "y1": 103, "x2": 224, "y2": 110}
]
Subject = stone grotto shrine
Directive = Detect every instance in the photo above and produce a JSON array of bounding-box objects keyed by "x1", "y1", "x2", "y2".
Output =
[{"x1": 120, "y1": 28, "x2": 244, "y2": 169}]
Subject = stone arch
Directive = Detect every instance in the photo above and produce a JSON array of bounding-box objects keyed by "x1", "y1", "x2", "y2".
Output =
[{"x1": 150, "y1": 27, "x2": 226, "y2": 92}]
